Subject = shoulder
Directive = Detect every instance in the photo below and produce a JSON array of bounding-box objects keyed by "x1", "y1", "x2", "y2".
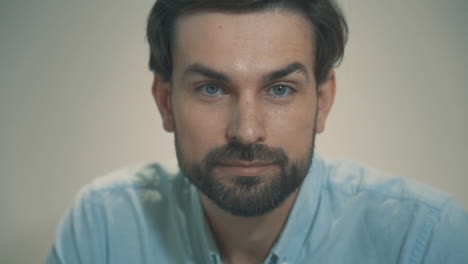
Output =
[
  {"x1": 65, "y1": 162, "x2": 192, "y2": 237},
  {"x1": 324, "y1": 158, "x2": 453, "y2": 210},
  {"x1": 77, "y1": 162, "x2": 185, "y2": 207},
  {"x1": 320, "y1": 158, "x2": 468, "y2": 263},
  {"x1": 46, "y1": 162, "x2": 191, "y2": 263}
]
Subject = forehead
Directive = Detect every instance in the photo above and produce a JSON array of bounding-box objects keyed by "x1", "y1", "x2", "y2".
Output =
[{"x1": 172, "y1": 10, "x2": 315, "y2": 80}]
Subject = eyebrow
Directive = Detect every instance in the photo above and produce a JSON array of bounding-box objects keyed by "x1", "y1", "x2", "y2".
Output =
[
  {"x1": 181, "y1": 61, "x2": 309, "y2": 83},
  {"x1": 182, "y1": 63, "x2": 231, "y2": 82},
  {"x1": 262, "y1": 62, "x2": 309, "y2": 83}
]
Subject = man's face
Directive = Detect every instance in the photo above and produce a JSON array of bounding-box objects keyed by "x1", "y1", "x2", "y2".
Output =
[{"x1": 154, "y1": 10, "x2": 335, "y2": 216}]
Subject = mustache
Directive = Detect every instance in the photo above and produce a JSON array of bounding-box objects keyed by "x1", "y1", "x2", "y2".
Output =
[{"x1": 202, "y1": 141, "x2": 289, "y2": 167}]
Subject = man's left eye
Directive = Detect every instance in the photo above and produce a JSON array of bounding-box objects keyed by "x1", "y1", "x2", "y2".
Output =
[{"x1": 268, "y1": 85, "x2": 293, "y2": 97}]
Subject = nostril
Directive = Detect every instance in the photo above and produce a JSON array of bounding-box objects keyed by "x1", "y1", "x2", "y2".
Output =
[{"x1": 226, "y1": 124, "x2": 266, "y2": 145}]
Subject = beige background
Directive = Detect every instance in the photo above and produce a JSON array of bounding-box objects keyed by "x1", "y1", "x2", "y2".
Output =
[{"x1": 1, "y1": 0, "x2": 467, "y2": 263}]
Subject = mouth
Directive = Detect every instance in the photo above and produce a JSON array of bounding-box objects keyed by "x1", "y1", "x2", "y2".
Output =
[{"x1": 216, "y1": 160, "x2": 277, "y2": 177}]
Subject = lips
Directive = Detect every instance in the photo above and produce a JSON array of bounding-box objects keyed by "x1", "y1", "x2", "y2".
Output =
[
  {"x1": 217, "y1": 160, "x2": 277, "y2": 176},
  {"x1": 219, "y1": 160, "x2": 274, "y2": 167}
]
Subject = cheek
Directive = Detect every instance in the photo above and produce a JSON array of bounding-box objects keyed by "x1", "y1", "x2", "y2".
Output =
[
  {"x1": 266, "y1": 102, "x2": 316, "y2": 159},
  {"x1": 172, "y1": 98, "x2": 228, "y2": 162}
]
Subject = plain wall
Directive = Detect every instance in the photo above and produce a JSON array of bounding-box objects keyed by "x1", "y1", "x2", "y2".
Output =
[{"x1": 1, "y1": 0, "x2": 467, "y2": 263}]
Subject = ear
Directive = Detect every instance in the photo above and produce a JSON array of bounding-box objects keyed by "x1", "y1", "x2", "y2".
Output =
[
  {"x1": 315, "y1": 70, "x2": 336, "y2": 134},
  {"x1": 152, "y1": 74, "x2": 174, "y2": 132}
]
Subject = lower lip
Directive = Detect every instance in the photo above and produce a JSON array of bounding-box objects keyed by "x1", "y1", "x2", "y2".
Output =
[{"x1": 216, "y1": 164, "x2": 276, "y2": 177}]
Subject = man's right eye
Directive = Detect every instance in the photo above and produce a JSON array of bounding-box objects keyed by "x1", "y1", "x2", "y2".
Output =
[{"x1": 196, "y1": 83, "x2": 223, "y2": 96}]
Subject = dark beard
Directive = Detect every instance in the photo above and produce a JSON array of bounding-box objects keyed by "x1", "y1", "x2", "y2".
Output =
[{"x1": 175, "y1": 138, "x2": 315, "y2": 217}]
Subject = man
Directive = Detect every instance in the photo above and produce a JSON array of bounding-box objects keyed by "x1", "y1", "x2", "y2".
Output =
[{"x1": 46, "y1": 0, "x2": 468, "y2": 263}]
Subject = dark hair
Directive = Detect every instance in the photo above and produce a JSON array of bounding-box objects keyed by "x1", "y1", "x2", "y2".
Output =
[{"x1": 147, "y1": 0, "x2": 348, "y2": 85}]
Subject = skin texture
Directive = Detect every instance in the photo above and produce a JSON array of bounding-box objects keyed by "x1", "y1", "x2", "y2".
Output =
[{"x1": 153, "y1": 10, "x2": 336, "y2": 264}]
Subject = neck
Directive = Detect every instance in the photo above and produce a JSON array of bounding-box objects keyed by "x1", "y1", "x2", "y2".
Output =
[{"x1": 199, "y1": 190, "x2": 299, "y2": 264}]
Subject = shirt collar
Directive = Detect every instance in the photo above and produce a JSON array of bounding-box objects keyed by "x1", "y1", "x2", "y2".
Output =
[
  {"x1": 269, "y1": 152, "x2": 326, "y2": 263},
  {"x1": 189, "y1": 183, "x2": 221, "y2": 263}
]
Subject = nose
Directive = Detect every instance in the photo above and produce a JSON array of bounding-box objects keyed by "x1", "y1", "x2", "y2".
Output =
[{"x1": 226, "y1": 94, "x2": 266, "y2": 145}]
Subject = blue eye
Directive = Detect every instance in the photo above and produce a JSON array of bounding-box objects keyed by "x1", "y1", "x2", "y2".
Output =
[
  {"x1": 270, "y1": 85, "x2": 292, "y2": 97},
  {"x1": 198, "y1": 84, "x2": 222, "y2": 96}
]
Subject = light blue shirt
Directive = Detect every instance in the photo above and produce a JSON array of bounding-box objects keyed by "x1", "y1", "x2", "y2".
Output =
[{"x1": 46, "y1": 154, "x2": 468, "y2": 263}]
